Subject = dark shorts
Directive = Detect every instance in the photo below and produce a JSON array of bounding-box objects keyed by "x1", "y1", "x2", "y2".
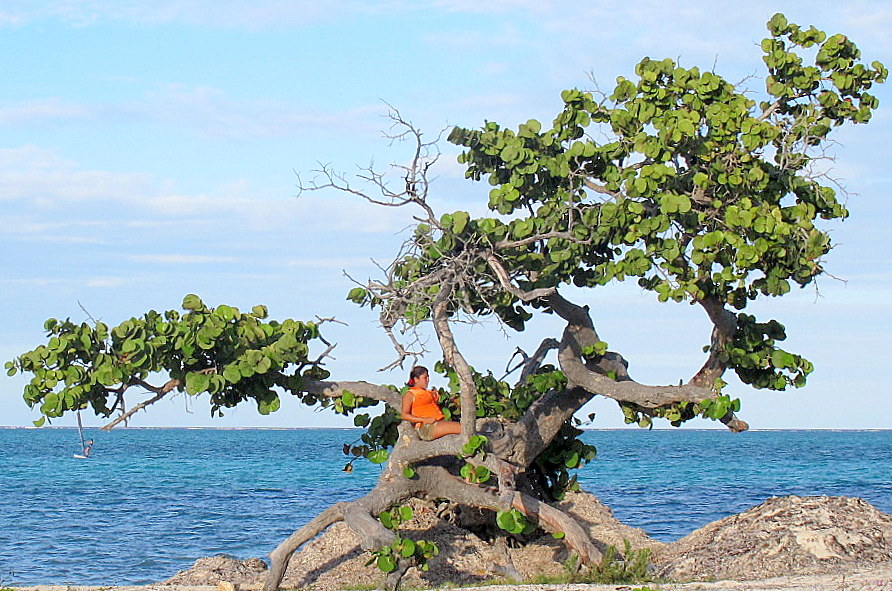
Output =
[{"x1": 415, "y1": 422, "x2": 437, "y2": 441}]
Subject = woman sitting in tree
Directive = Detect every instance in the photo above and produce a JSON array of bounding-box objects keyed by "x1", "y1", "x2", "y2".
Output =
[{"x1": 401, "y1": 365, "x2": 461, "y2": 440}]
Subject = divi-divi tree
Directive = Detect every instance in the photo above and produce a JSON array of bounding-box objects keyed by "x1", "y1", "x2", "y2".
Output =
[{"x1": 8, "y1": 14, "x2": 885, "y2": 590}]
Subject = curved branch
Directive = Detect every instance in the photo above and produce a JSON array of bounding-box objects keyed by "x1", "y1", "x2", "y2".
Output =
[
  {"x1": 689, "y1": 297, "x2": 737, "y2": 388},
  {"x1": 264, "y1": 502, "x2": 347, "y2": 591},
  {"x1": 101, "y1": 378, "x2": 180, "y2": 431},
  {"x1": 546, "y1": 291, "x2": 748, "y2": 431},
  {"x1": 483, "y1": 252, "x2": 556, "y2": 302},
  {"x1": 302, "y1": 379, "x2": 401, "y2": 409},
  {"x1": 511, "y1": 493, "x2": 601, "y2": 564}
]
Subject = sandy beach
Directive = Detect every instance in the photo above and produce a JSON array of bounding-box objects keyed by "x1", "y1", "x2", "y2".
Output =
[{"x1": 13, "y1": 565, "x2": 892, "y2": 591}]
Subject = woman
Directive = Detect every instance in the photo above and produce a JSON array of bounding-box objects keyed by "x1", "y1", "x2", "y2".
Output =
[{"x1": 401, "y1": 365, "x2": 461, "y2": 440}]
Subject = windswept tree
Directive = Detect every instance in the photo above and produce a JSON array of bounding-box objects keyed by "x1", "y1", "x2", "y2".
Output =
[{"x1": 7, "y1": 15, "x2": 885, "y2": 590}]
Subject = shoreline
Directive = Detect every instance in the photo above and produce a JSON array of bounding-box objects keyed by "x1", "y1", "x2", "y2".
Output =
[
  {"x1": 2, "y1": 425, "x2": 892, "y2": 431},
  {"x1": 11, "y1": 563, "x2": 892, "y2": 591}
]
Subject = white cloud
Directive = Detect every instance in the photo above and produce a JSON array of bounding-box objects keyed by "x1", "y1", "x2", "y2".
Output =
[
  {"x1": 0, "y1": 87, "x2": 383, "y2": 140},
  {"x1": 0, "y1": 146, "x2": 152, "y2": 205},
  {"x1": 0, "y1": 98, "x2": 93, "y2": 125}
]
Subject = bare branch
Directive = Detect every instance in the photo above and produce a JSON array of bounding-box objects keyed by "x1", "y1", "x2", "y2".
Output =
[
  {"x1": 430, "y1": 279, "x2": 478, "y2": 438},
  {"x1": 101, "y1": 378, "x2": 180, "y2": 431}
]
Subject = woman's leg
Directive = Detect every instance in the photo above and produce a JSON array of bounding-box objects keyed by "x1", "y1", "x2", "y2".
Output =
[{"x1": 431, "y1": 420, "x2": 461, "y2": 439}]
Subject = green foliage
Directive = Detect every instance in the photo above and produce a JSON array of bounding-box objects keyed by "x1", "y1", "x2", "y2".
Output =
[
  {"x1": 533, "y1": 541, "x2": 652, "y2": 586},
  {"x1": 460, "y1": 434, "x2": 489, "y2": 457},
  {"x1": 532, "y1": 421, "x2": 597, "y2": 500},
  {"x1": 365, "y1": 535, "x2": 439, "y2": 573},
  {"x1": 391, "y1": 14, "x2": 883, "y2": 423},
  {"x1": 369, "y1": 505, "x2": 439, "y2": 573},
  {"x1": 723, "y1": 314, "x2": 813, "y2": 390},
  {"x1": 378, "y1": 504, "x2": 415, "y2": 530},
  {"x1": 495, "y1": 508, "x2": 537, "y2": 535},
  {"x1": 448, "y1": 21, "x2": 885, "y2": 315},
  {"x1": 554, "y1": 541, "x2": 651, "y2": 585},
  {"x1": 587, "y1": 541, "x2": 652, "y2": 584},
  {"x1": 459, "y1": 462, "x2": 491, "y2": 484},
  {"x1": 8, "y1": 295, "x2": 331, "y2": 424},
  {"x1": 341, "y1": 406, "x2": 401, "y2": 471}
]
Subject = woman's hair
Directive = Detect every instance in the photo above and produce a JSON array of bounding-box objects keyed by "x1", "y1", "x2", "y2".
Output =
[{"x1": 407, "y1": 365, "x2": 428, "y2": 387}]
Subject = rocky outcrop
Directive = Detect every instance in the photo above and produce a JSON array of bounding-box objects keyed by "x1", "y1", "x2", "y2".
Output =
[
  {"x1": 164, "y1": 493, "x2": 892, "y2": 590},
  {"x1": 655, "y1": 495, "x2": 892, "y2": 581}
]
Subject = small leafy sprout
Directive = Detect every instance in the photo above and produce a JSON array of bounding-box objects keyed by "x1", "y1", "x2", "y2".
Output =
[
  {"x1": 459, "y1": 463, "x2": 491, "y2": 484},
  {"x1": 495, "y1": 508, "x2": 537, "y2": 535},
  {"x1": 460, "y1": 434, "x2": 488, "y2": 457},
  {"x1": 369, "y1": 505, "x2": 439, "y2": 573}
]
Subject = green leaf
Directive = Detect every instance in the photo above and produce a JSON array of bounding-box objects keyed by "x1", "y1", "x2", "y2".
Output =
[
  {"x1": 564, "y1": 451, "x2": 580, "y2": 469},
  {"x1": 452, "y1": 210, "x2": 469, "y2": 234},
  {"x1": 185, "y1": 372, "x2": 210, "y2": 395},
  {"x1": 399, "y1": 505, "x2": 413, "y2": 522},
  {"x1": 771, "y1": 349, "x2": 795, "y2": 369},
  {"x1": 347, "y1": 287, "x2": 368, "y2": 303},
  {"x1": 398, "y1": 538, "x2": 416, "y2": 557},
  {"x1": 182, "y1": 294, "x2": 203, "y2": 311},
  {"x1": 341, "y1": 390, "x2": 355, "y2": 407},
  {"x1": 252, "y1": 305, "x2": 268, "y2": 319},
  {"x1": 257, "y1": 394, "x2": 280, "y2": 415},
  {"x1": 496, "y1": 510, "x2": 517, "y2": 532},
  {"x1": 402, "y1": 466, "x2": 416, "y2": 479},
  {"x1": 376, "y1": 555, "x2": 396, "y2": 573},
  {"x1": 368, "y1": 449, "x2": 390, "y2": 464},
  {"x1": 223, "y1": 364, "x2": 241, "y2": 383}
]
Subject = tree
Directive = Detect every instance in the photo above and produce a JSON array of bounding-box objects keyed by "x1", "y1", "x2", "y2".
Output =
[{"x1": 6, "y1": 14, "x2": 885, "y2": 591}]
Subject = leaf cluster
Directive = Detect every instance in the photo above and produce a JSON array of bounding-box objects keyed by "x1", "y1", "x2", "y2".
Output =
[
  {"x1": 7, "y1": 295, "x2": 328, "y2": 424},
  {"x1": 370, "y1": 505, "x2": 439, "y2": 573},
  {"x1": 495, "y1": 508, "x2": 537, "y2": 536}
]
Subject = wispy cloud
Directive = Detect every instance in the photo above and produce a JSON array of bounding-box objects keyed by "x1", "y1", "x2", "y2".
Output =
[
  {"x1": 0, "y1": 146, "x2": 152, "y2": 205},
  {"x1": 0, "y1": 98, "x2": 94, "y2": 125},
  {"x1": 0, "y1": 86, "x2": 383, "y2": 140},
  {"x1": 128, "y1": 254, "x2": 240, "y2": 265}
]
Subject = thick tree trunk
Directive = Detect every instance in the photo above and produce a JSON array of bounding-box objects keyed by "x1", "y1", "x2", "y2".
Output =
[{"x1": 262, "y1": 291, "x2": 750, "y2": 591}]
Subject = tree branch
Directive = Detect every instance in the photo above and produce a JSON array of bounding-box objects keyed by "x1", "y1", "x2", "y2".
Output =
[
  {"x1": 430, "y1": 280, "x2": 478, "y2": 438},
  {"x1": 101, "y1": 378, "x2": 180, "y2": 431}
]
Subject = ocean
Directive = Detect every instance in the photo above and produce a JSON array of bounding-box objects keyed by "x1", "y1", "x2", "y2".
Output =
[{"x1": 0, "y1": 428, "x2": 889, "y2": 586}]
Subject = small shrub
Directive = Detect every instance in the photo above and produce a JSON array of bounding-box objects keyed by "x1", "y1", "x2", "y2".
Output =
[{"x1": 586, "y1": 540, "x2": 652, "y2": 584}]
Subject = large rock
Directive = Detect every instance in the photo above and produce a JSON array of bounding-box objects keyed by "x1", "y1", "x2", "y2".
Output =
[{"x1": 656, "y1": 495, "x2": 892, "y2": 581}]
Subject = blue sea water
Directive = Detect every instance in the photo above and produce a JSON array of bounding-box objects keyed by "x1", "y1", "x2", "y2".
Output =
[{"x1": 0, "y1": 428, "x2": 889, "y2": 586}]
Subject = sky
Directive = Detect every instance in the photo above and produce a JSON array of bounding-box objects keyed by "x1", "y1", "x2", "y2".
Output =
[{"x1": 1, "y1": 0, "x2": 890, "y2": 430}]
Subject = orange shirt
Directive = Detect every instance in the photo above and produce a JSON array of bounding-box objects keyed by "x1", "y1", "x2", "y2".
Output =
[{"x1": 408, "y1": 386, "x2": 444, "y2": 423}]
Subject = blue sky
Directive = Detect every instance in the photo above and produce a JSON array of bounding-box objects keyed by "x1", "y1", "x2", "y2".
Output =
[{"x1": 1, "y1": 0, "x2": 890, "y2": 430}]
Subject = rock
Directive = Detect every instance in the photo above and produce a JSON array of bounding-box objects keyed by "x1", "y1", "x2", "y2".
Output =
[
  {"x1": 655, "y1": 495, "x2": 892, "y2": 581},
  {"x1": 164, "y1": 555, "x2": 268, "y2": 586}
]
